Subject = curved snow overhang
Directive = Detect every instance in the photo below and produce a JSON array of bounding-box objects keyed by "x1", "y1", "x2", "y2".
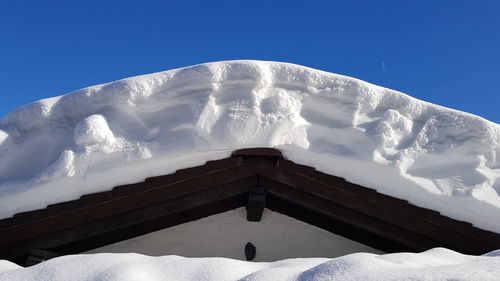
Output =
[{"x1": 0, "y1": 148, "x2": 499, "y2": 266}]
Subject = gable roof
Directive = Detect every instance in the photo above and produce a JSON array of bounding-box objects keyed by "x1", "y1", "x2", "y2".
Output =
[
  {"x1": 1, "y1": 148, "x2": 499, "y2": 266},
  {"x1": 1, "y1": 61, "x2": 499, "y2": 236}
]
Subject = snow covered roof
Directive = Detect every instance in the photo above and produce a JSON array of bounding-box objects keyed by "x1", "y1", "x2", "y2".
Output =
[
  {"x1": 4, "y1": 148, "x2": 498, "y2": 264},
  {"x1": 0, "y1": 60, "x2": 499, "y2": 234}
]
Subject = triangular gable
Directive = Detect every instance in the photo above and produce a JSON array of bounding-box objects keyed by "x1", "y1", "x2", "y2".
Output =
[{"x1": 1, "y1": 148, "x2": 499, "y2": 265}]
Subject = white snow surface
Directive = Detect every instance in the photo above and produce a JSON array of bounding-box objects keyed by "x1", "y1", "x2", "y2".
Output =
[
  {"x1": 0, "y1": 60, "x2": 499, "y2": 232},
  {"x1": 1, "y1": 248, "x2": 500, "y2": 281}
]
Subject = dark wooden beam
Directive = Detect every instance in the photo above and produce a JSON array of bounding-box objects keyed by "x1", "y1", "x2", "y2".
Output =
[
  {"x1": 246, "y1": 186, "x2": 266, "y2": 221},
  {"x1": 0, "y1": 147, "x2": 499, "y2": 266},
  {"x1": 233, "y1": 147, "x2": 282, "y2": 163},
  {"x1": 0, "y1": 177, "x2": 256, "y2": 261},
  {"x1": 50, "y1": 194, "x2": 248, "y2": 256},
  {"x1": 265, "y1": 194, "x2": 413, "y2": 253}
]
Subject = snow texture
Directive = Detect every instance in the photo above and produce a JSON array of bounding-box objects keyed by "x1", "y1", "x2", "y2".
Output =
[
  {"x1": 1, "y1": 248, "x2": 500, "y2": 281},
  {"x1": 0, "y1": 60, "x2": 499, "y2": 233}
]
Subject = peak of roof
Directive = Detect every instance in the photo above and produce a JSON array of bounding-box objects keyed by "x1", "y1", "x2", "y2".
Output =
[{"x1": 0, "y1": 61, "x2": 499, "y2": 233}]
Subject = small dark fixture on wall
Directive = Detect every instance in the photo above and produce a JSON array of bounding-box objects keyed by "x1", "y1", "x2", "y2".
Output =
[{"x1": 245, "y1": 242, "x2": 256, "y2": 260}]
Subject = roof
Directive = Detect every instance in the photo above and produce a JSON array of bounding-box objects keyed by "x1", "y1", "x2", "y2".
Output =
[
  {"x1": 1, "y1": 148, "x2": 499, "y2": 266},
  {"x1": 1, "y1": 60, "x2": 499, "y2": 234}
]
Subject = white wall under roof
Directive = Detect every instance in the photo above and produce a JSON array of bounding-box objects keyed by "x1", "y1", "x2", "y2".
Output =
[{"x1": 85, "y1": 208, "x2": 382, "y2": 261}]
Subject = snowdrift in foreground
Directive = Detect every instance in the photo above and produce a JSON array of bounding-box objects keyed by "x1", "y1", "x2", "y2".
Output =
[
  {"x1": 0, "y1": 60, "x2": 499, "y2": 232},
  {"x1": 1, "y1": 248, "x2": 500, "y2": 281}
]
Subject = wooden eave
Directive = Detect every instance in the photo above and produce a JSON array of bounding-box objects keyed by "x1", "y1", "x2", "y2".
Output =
[{"x1": 0, "y1": 148, "x2": 499, "y2": 265}]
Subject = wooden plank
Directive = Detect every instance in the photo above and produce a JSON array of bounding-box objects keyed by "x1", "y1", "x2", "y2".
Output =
[
  {"x1": 0, "y1": 163, "x2": 257, "y2": 246},
  {"x1": 1, "y1": 147, "x2": 500, "y2": 263},
  {"x1": 262, "y1": 177, "x2": 444, "y2": 252},
  {"x1": 0, "y1": 177, "x2": 255, "y2": 261},
  {"x1": 233, "y1": 147, "x2": 282, "y2": 158},
  {"x1": 247, "y1": 186, "x2": 266, "y2": 221},
  {"x1": 51, "y1": 194, "x2": 248, "y2": 255},
  {"x1": 266, "y1": 194, "x2": 414, "y2": 253},
  {"x1": 260, "y1": 170, "x2": 497, "y2": 254}
]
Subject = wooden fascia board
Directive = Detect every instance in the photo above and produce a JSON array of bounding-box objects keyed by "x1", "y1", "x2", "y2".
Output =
[{"x1": 0, "y1": 148, "x2": 500, "y2": 263}]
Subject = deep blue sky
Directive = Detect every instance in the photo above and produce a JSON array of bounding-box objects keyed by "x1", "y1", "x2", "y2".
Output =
[{"x1": 1, "y1": 0, "x2": 499, "y2": 123}]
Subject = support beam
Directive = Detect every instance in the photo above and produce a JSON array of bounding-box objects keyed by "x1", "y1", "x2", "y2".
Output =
[
  {"x1": 247, "y1": 186, "x2": 266, "y2": 221},
  {"x1": 1, "y1": 148, "x2": 500, "y2": 264}
]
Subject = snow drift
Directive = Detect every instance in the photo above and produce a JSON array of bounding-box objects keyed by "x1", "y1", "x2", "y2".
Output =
[
  {"x1": 1, "y1": 249, "x2": 500, "y2": 281},
  {"x1": 0, "y1": 60, "x2": 499, "y2": 233}
]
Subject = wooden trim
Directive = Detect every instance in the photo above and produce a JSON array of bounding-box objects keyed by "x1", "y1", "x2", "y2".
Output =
[
  {"x1": 246, "y1": 186, "x2": 266, "y2": 221},
  {"x1": 0, "y1": 148, "x2": 499, "y2": 266}
]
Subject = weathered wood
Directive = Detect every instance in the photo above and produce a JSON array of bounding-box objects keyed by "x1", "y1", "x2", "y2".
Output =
[
  {"x1": 246, "y1": 186, "x2": 266, "y2": 221},
  {"x1": 50, "y1": 194, "x2": 248, "y2": 255},
  {"x1": 233, "y1": 147, "x2": 282, "y2": 163},
  {"x1": 0, "y1": 177, "x2": 257, "y2": 260},
  {"x1": 260, "y1": 160, "x2": 497, "y2": 250},
  {"x1": 265, "y1": 194, "x2": 413, "y2": 253},
  {"x1": 262, "y1": 177, "x2": 444, "y2": 252},
  {"x1": 0, "y1": 164, "x2": 255, "y2": 246},
  {"x1": 0, "y1": 147, "x2": 499, "y2": 265}
]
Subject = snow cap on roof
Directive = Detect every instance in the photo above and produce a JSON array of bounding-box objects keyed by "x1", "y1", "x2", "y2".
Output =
[{"x1": 0, "y1": 60, "x2": 499, "y2": 232}]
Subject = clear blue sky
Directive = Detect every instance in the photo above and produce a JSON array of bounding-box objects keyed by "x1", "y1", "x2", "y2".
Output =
[{"x1": 1, "y1": 0, "x2": 499, "y2": 123}]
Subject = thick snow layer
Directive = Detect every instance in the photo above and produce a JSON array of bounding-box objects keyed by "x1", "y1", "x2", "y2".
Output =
[
  {"x1": 0, "y1": 60, "x2": 499, "y2": 232},
  {"x1": 1, "y1": 248, "x2": 500, "y2": 281}
]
